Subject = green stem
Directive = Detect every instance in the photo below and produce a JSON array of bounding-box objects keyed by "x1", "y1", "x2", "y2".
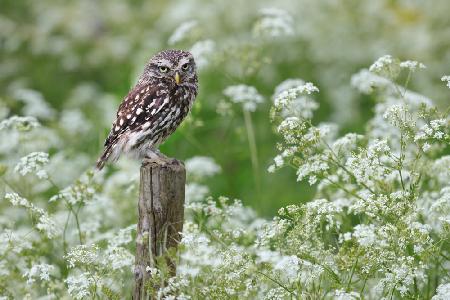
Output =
[
  {"x1": 243, "y1": 108, "x2": 260, "y2": 193},
  {"x1": 256, "y1": 271, "x2": 295, "y2": 296},
  {"x1": 346, "y1": 254, "x2": 359, "y2": 291}
]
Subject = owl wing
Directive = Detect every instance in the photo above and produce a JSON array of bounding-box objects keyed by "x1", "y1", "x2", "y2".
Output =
[{"x1": 97, "y1": 83, "x2": 167, "y2": 169}]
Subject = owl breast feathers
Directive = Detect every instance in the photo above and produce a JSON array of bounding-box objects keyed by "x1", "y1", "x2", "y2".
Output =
[{"x1": 96, "y1": 49, "x2": 198, "y2": 170}]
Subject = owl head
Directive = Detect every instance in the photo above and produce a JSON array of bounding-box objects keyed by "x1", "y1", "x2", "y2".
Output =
[{"x1": 141, "y1": 49, "x2": 197, "y2": 87}]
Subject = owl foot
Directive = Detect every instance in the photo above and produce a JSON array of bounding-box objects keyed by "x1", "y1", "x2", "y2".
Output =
[{"x1": 144, "y1": 149, "x2": 175, "y2": 165}]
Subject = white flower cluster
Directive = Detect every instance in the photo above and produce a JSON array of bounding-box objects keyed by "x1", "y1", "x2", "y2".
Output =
[
  {"x1": 253, "y1": 8, "x2": 294, "y2": 38},
  {"x1": 369, "y1": 55, "x2": 426, "y2": 79},
  {"x1": 0, "y1": 115, "x2": 40, "y2": 131},
  {"x1": 414, "y1": 118, "x2": 448, "y2": 151},
  {"x1": 350, "y1": 69, "x2": 392, "y2": 94},
  {"x1": 6, "y1": 193, "x2": 58, "y2": 238},
  {"x1": 65, "y1": 272, "x2": 98, "y2": 300},
  {"x1": 433, "y1": 283, "x2": 450, "y2": 300},
  {"x1": 368, "y1": 54, "x2": 401, "y2": 78},
  {"x1": 23, "y1": 263, "x2": 54, "y2": 284},
  {"x1": 274, "y1": 82, "x2": 319, "y2": 110},
  {"x1": 49, "y1": 171, "x2": 97, "y2": 205},
  {"x1": 399, "y1": 60, "x2": 426, "y2": 71},
  {"x1": 223, "y1": 84, "x2": 264, "y2": 112},
  {"x1": 185, "y1": 156, "x2": 221, "y2": 180},
  {"x1": 65, "y1": 244, "x2": 99, "y2": 268},
  {"x1": 441, "y1": 75, "x2": 450, "y2": 89},
  {"x1": 168, "y1": 20, "x2": 198, "y2": 45},
  {"x1": 190, "y1": 39, "x2": 215, "y2": 70},
  {"x1": 14, "y1": 152, "x2": 49, "y2": 179},
  {"x1": 334, "y1": 289, "x2": 360, "y2": 300},
  {"x1": 273, "y1": 79, "x2": 319, "y2": 119},
  {"x1": 12, "y1": 88, "x2": 56, "y2": 120}
]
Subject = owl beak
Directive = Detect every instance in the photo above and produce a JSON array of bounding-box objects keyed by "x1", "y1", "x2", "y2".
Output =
[{"x1": 174, "y1": 72, "x2": 181, "y2": 85}]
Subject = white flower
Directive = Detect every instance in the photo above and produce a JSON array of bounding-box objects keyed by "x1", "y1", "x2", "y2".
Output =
[
  {"x1": 433, "y1": 283, "x2": 450, "y2": 300},
  {"x1": 441, "y1": 75, "x2": 450, "y2": 89},
  {"x1": 383, "y1": 104, "x2": 408, "y2": 127},
  {"x1": 369, "y1": 55, "x2": 400, "y2": 78},
  {"x1": 334, "y1": 289, "x2": 361, "y2": 300},
  {"x1": 273, "y1": 83, "x2": 319, "y2": 114},
  {"x1": 185, "y1": 156, "x2": 221, "y2": 180},
  {"x1": 5, "y1": 192, "x2": 29, "y2": 207},
  {"x1": 332, "y1": 133, "x2": 364, "y2": 154},
  {"x1": 65, "y1": 244, "x2": 99, "y2": 268},
  {"x1": 23, "y1": 263, "x2": 54, "y2": 284},
  {"x1": 60, "y1": 109, "x2": 90, "y2": 134},
  {"x1": 253, "y1": 8, "x2": 294, "y2": 38},
  {"x1": 12, "y1": 88, "x2": 55, "y2": 120},
  {"x1": 351, "y1": 69, "x2": 392, "y2": 94},
  {"x1": 103, "y1": 246, "x2": 134, "y2": 270},
  {"x1": 190, "y1": 39, "x2": 215, "y2": 70},
  {"x1": 273, "y1": 255, "x2": 299, "y2": 281},
  {"x1": 66, "y1": 272, "x2": 96, "y2": 300},
  {"x1": 223, "y1": 84, "x2": 264, "y2": 112},
  {"x1": 273, "y1": 78, "x2": 306, "y2": 97},
  {"x1": 399, "y1": 60, "x2": 426, "y2": 71},
  {"x1": 353, "y1": 224, "x2": 377, "y2": 247},
  {"x1": 14, "y1": 152, "x2": 49, "y2": 179},
  {"x1": 0, "y1": 115, "x2": 40, "y2": 131},
  {"x1": 168, "y1": 20, "x2": 198, "y2": 45},
  {"x1": 36, "y1": 214, "x2": 59, "y2": 239},
  {"x1": 185, "y1": 183, "x2": 209, "y2": 204},
  {"x1": 5, "y1": 192, "x2": 58, "y2": 238}
]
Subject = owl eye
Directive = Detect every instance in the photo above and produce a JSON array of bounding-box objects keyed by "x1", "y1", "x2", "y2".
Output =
[
  {"x1": 181, "y1": 63, "x2": 189, "y2": 71},
  {"x1": 159, "y1": 66, "x2": 169, "y2": 73}
]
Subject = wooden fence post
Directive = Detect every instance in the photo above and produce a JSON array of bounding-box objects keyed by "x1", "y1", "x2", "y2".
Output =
[{"x1": 133, "y1": 158, "x2": 186, "y2": 300}]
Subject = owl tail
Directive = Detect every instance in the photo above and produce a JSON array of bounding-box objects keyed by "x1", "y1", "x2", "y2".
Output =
[{"x1": 96, "y1": 146, "x2": 113, "y2": 170}]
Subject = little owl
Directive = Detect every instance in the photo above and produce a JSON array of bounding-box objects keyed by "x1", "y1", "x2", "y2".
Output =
[{"x1": 96, "y1": 49, "x2": 198, "y2": 170}]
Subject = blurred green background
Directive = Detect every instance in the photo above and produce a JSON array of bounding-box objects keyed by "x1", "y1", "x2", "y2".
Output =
[{"x1": 1, "y1": 0, "x2": 449, "y2": 216}]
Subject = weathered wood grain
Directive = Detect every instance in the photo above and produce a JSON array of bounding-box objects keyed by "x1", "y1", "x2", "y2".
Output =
[{"x1": 133, "y1": 158, "x2": 185, "y2": 300}]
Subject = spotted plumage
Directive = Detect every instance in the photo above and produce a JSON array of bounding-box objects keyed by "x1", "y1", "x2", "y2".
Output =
[{"x1": 96, "y1": 49, "x2": 198, "y2": 170}]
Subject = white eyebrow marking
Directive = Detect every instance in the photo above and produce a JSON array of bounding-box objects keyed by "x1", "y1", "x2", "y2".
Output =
[
  {"x1": 155, "y1": 58, "x2": 172, "y2": 66},
  {"x1": 178, "y1": 57, "x2": 191, "y2": 68}
]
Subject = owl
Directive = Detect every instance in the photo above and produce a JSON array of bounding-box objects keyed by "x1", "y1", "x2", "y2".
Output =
[{"x1": 96, "y1": 49, "x2": 198, "y2": 170}]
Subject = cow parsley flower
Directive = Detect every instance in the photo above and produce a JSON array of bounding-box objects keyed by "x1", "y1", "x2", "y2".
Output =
[
  {"x1": 399, "y1": 60, "x2": 426, "y2": 71},
  {"x1": 433, "y1": 283, "x2": 450, "y2": 300},
  {"x1": 253, "y1": 8, "x2": 294, "y2": 38},
  {"x1": 0, "y1": 115, "x2": 40, "y2": 131},
  {"x1": 350, "y1": 69, "x2": 392, "y2": 94},
  {"x1": 66, "y1": 272, "x2": 97, "y2": 300},
  {"x1": 334, "y1": 289, "x2": 361, "y2": 300},
  {"x1": 5, "y1": 192, "x2": 29, "y2": 207},
  {"x1": 274, "y1": 82, "x2": 319, "y2": 107},
  {"x1": 353, "y1": 224, "x2": 377, "y2": 247},
  {"x1": 23, "y1": 263, "x2": 54, "y2": 284},
  {"x1": 369, "y1": 55, "x2": 400, "y2": 78},
  {"x1": 168, "y1": 20, "x2": 198, "y2": 45},
  {"x1": 273, "y1": 255, "x2": 299, "y2": 281},
  {"x1": 441, "y1": 75, "x2": 450, "y2": 89},
  {"x1": 6, "y1": 192, "x2": 58, "y2": 238},
  {"x1": 12, "y1": 88, "x2": 55, "y2": 120},
  {"x1": 14, "y1": 152, "x2": 49, "y2": 179},
  {"x1": 185, "y1": 156, "x2": 221, "y2": 180},
  {"x1": 331, "y1": 133, "x2": 364, "y2": 154},
  {"x1": 49, "y1": 171, "x2": 97, "y2": 205},
  {"x1": 65, "y1": 244, "x2": 99, "y2": 268},
  {"x1": 273, "y1": 79, "x2": 319, "y2": 118},
  {"x1": 223, "y1": 84, "x2": 264, "y2": 112},
  {"x1": 185, "y1": 183, "x2": 209, "y2": 204},
  {"x1": 190, "y1": 39, "x2": 215, "y2": 70}
]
